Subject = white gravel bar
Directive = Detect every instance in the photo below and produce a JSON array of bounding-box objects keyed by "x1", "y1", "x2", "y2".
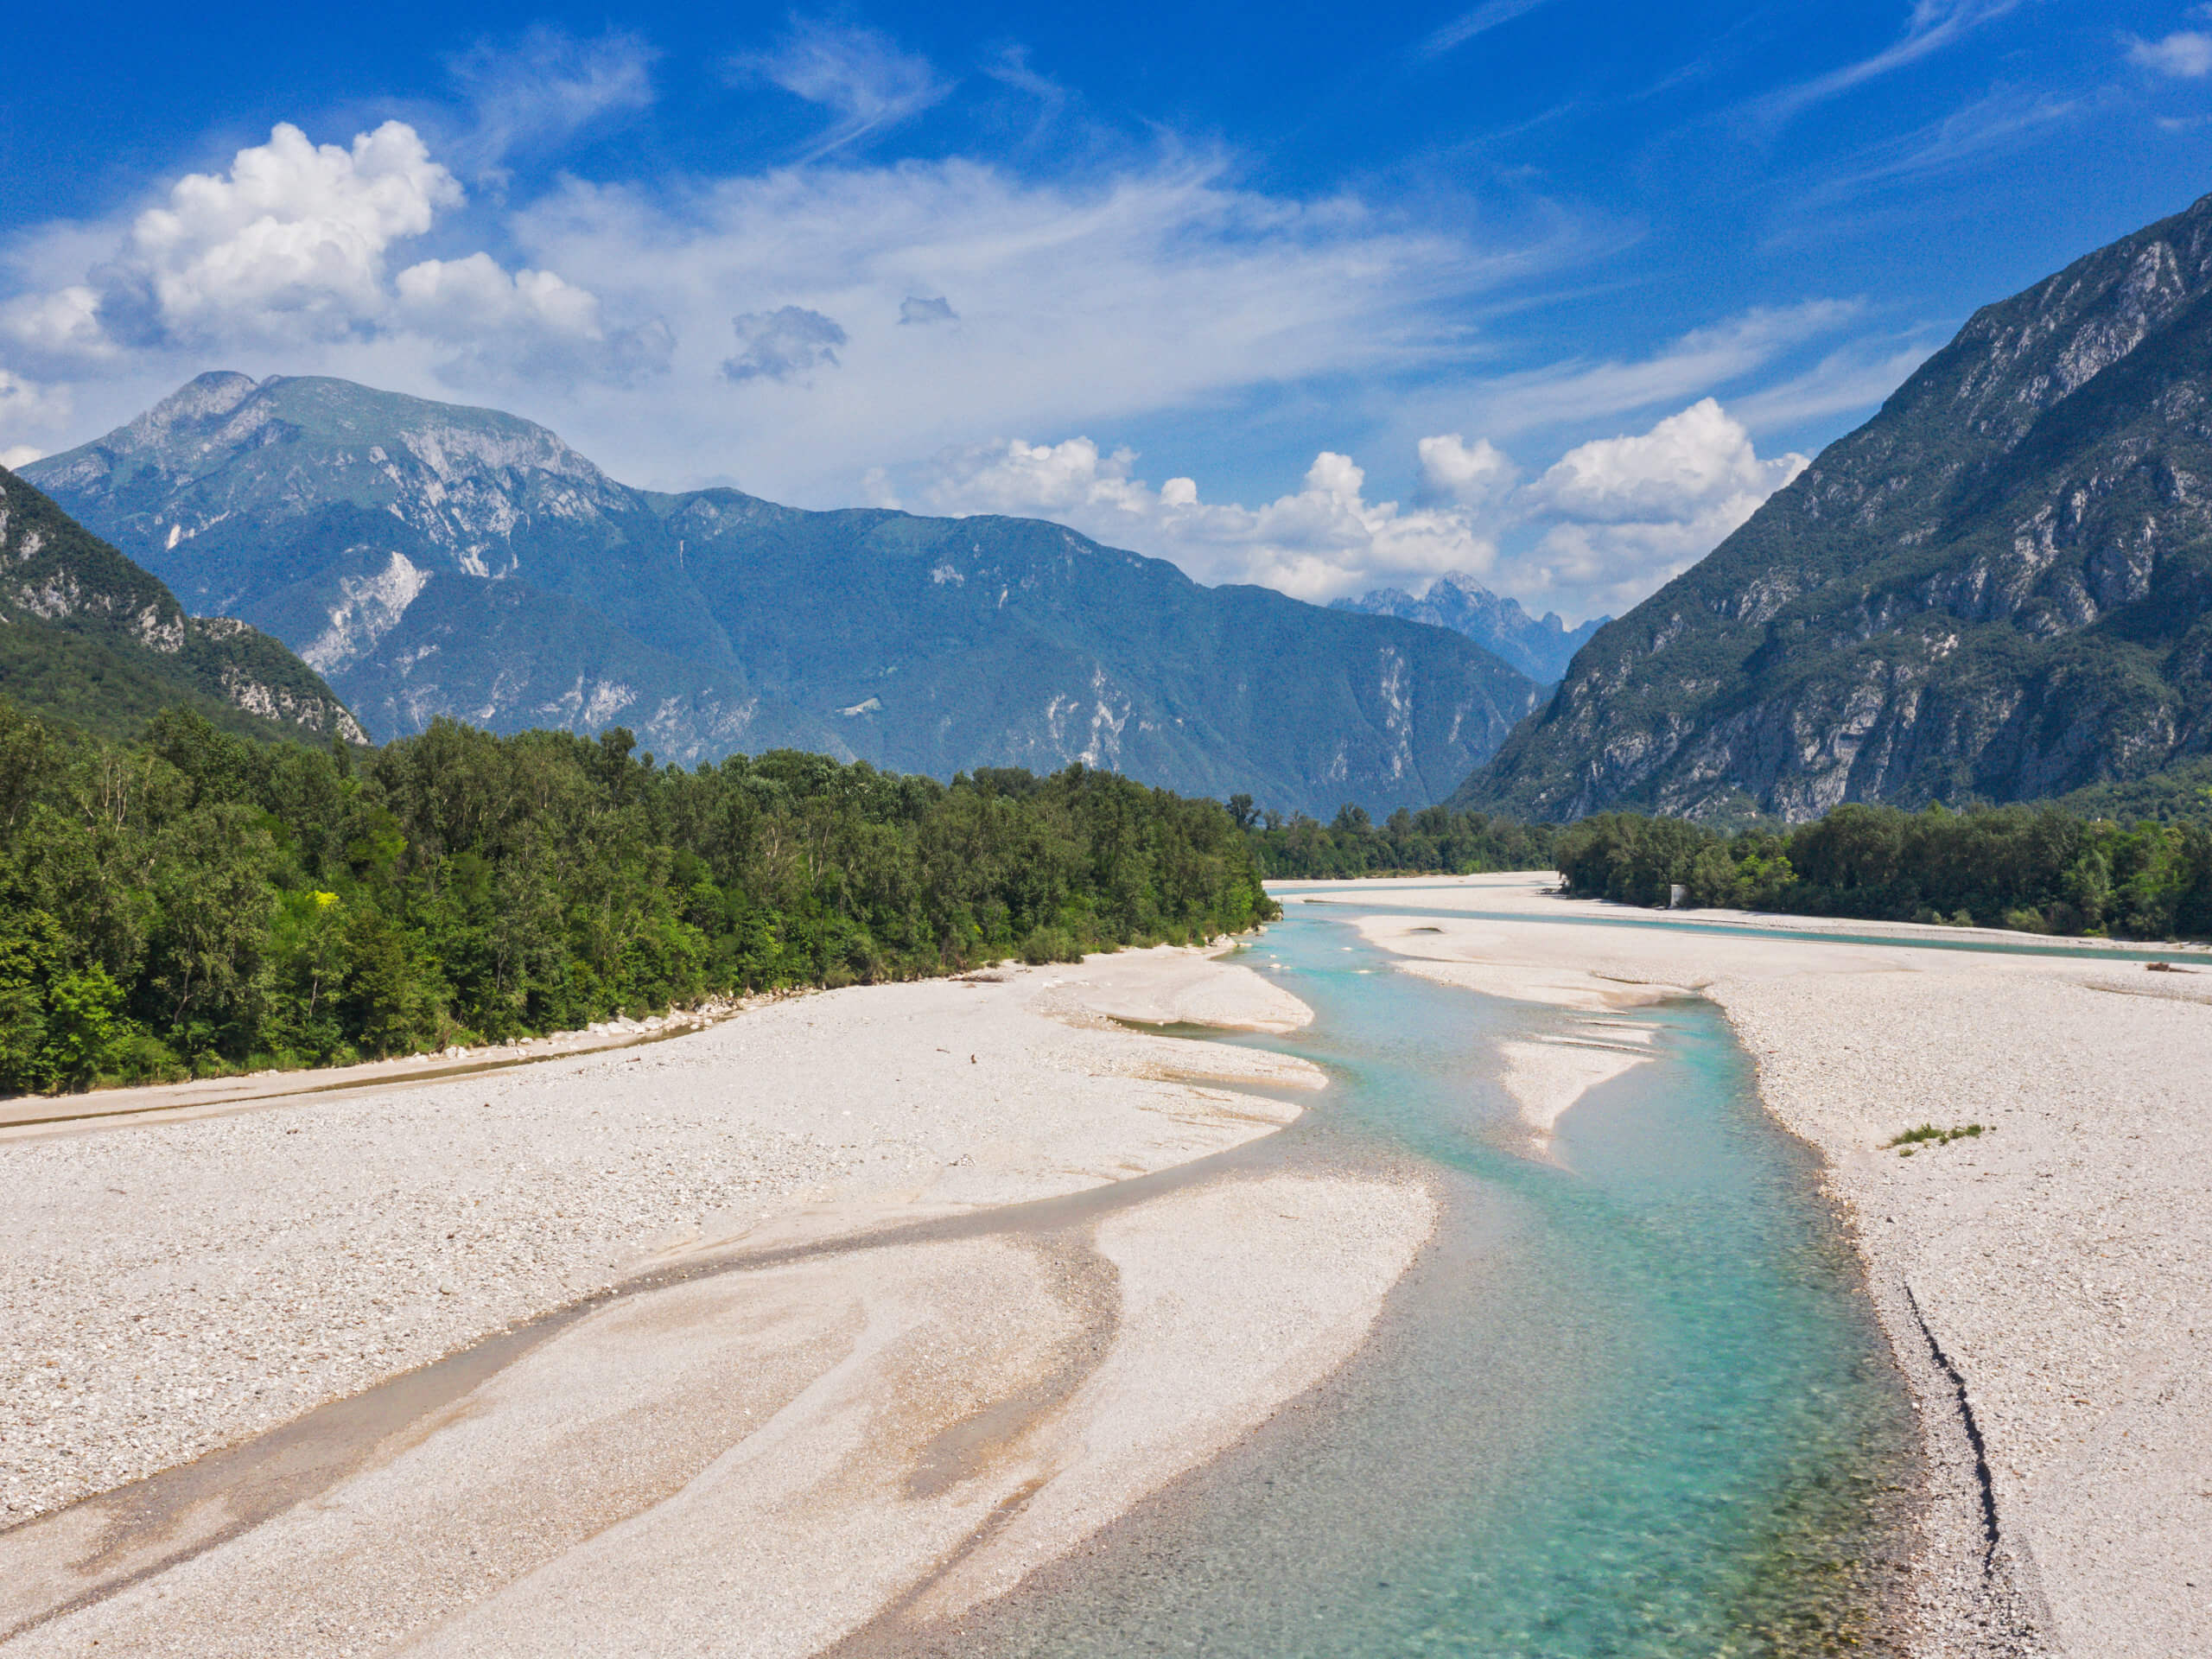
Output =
[{"x1": 0, "y1": 946, "x2": 1323, "y2": 1529}]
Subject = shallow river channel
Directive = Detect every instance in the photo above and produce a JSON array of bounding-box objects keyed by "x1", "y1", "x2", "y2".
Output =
[{"x1": 894, "y1": 901, "x2": 1922, "y2": 1658}]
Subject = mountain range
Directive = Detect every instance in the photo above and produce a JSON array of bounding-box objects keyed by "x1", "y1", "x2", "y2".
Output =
[
  {"x1": 32, "y1": 192, "x2": 2212, "y2": 830},
  {"x1": 1459, "y1": 191, "x2": 2212, "y2": 821},
  {"x1": 26, "y1": 375, "x2": 1540, "y2": 817},
  {"x1": 0, "y1": 463, "x2": 360, "y2": 746},
  {"x1": 1332, "y1": 574, "x2": 1605, "y2": 683}
]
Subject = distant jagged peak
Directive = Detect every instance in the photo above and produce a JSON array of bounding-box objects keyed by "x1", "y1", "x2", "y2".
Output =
[
  {"x1": 1332, "y1": 569, "x2": 1606, "y2": 683},
  {"x1": 1422, "y1": 570, "x2": 1581, "y2": 634}
]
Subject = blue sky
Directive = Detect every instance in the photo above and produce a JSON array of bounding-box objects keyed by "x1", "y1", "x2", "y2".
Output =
[{"x1": 3, "y1": 1, "x2": 2209, "y2": 621}]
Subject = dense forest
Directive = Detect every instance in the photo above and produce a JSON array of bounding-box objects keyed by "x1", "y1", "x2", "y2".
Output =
[
  {"x1": 1237, "y1": 798, "x2": 1557, "y2": 879},
  {"x1": 16, "y1": 675, "x2": 2212, "y2": 1099},
  {"x1": 1553, "y1": 804, "x2": 2212, "y2": 939},
  {"x1": 0, "y1": 700, "x2": 1275, "y2": 1095}
]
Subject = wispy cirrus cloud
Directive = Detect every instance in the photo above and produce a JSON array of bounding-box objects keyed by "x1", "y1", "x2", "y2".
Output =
[
  {"x1": 1421, "y1": 0, "x2": 1556, "y2": 57},
  {"x1": 980, "y1": 44, "x2": 1070, "y2": 141},
  {"x1": 1440, "y1": 300, "x2": 1862, "y2": 435},
  {"x1": 733, "y1": 20, "x2": 953, "y2": 159},
  {"x1": 0, "y1": 86, "x2": 1583, "y2": 474},
  {"x1": 1759, "y1": 0, "x2": 2025, "y2": 121},
  {"x1": 0, "y1": 14, "x2": 1920, "y2": 622},
  {"x1": 446, "y1": 25, "x2": 658, "y2": 171},
  {"x1": 1801, "y1": 84, "x2": 2084, "y2": 204},
  {"x1": 1729, "y1": 335, "x2": 1940, "y2": 431},
  {"x1": 501, "y1": 145, "x2": 1581, "y2": 499}
]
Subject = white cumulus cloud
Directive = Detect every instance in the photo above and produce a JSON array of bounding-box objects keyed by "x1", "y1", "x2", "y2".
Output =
[
  {"x1": 0, "y1": 285, "x2": 110, "y2": 365},
  {"x1": 1526, "y1": 397, "x2": 1803, "y2": 522},
  {"x1": 0, "y1": 121, "x2": 647, "y2": 388},
  {"x1": 916, "y1": 436, "x2": 1497, "y2": 599},
  {"x1": 123, "y1": 122, "x2": 462, "y2": 344},
  {"x1": 1416, "y1": 433, "x2": 1517, "y2": 508},
  {"x1": 0, "y1": 369, "x2": 69, "y2": 451},
  {"x1": 395, "y1": 253, "x2": 603, "y2": 337},
  {"x1": 1501, "y1": 400, "x2": 1807, "y2": 612},
  {"x1": 912, "y1": 397, "x2": 1806, "y2": 620},
  {"x1": 0, "y1": 59, "x2": 1864, "y2": 624}
]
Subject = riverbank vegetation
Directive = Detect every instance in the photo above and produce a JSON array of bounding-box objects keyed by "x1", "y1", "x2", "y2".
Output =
[
  {"x1": 0, "y1": 701, "x2": 1275, "y2": 1095},
  {"x1": 1553, "y1": 804, "x2": 2212, "y2": 940},
  {"x1": 1239, "y1": 800, "x2": 1556, "y2": 879}
]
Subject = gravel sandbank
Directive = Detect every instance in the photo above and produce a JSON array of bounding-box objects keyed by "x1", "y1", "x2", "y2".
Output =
[
  {"x1": 0, "y1": 946, "x2": 1319, "y2": 1528},
  {"x1": 2, "y1": 943, "x2": 1442, "y2": 1656}
]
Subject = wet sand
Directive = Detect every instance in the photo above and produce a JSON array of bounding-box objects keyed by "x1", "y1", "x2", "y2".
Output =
[{"x1": 1310, "y1": 873, "x2": 2212, "y2": 1659}]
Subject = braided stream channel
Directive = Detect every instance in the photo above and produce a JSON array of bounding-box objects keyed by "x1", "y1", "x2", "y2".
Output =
[{"x1": 861, "y1": 903, "x2": 1923, "y2": 1659}]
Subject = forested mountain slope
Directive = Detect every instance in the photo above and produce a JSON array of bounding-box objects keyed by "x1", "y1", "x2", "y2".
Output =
[
  {"x1": 27, "y1": 376, "x2": 1540, "y2": 816},
  {"x1": 1459, "y1": 192, "x2": 2212, "y2": 821},
  {"x1": 0, "y1": 464, "x2": 361, "y2": 744}
]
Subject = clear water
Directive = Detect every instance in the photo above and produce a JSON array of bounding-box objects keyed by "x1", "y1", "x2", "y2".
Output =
[{"x1": 891, "y1": 908, "x2": 1919, "y2": 1657}]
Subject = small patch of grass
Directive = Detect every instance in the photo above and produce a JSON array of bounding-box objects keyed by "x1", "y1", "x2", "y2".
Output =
[{"x1": 1885, "y1": 1122, "x2": 1986, "y2": 1156}]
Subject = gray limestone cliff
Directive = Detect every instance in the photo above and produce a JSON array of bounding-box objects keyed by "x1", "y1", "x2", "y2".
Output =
[{"x1": 1458, "y1": 192, "x2": 2212, "y2": 821}]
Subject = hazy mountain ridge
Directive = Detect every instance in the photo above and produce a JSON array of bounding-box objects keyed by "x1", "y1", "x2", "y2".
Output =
[
  {"x1": 1332, "y1": 574, "x2": 1605, "y2": 683},
  {"x1": 1458, "y1": 192, "x2": 2212, "y2": 821},
  {"x1": 29, "y1": 376, "x2": 1541, "y2": 814},
  {"x1": 0, "y1": 463, "x2": 363, "y2": 744}
]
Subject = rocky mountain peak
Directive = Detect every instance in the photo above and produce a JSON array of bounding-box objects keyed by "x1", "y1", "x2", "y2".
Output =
[
  {"x1": 1457, "y1": 191, "x2": 2212, "y2": 822},
  {"x1": 27, "y1": 373, "x2": 641, "y2": 594},
  {"x1": 118, "y1": 370, "x2": 262, "y2": 456}
]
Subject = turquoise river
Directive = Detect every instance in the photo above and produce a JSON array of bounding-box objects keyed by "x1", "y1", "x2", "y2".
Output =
[{"x1": 889, "y1": 897, "x2": 1923, "y2": 1658}]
